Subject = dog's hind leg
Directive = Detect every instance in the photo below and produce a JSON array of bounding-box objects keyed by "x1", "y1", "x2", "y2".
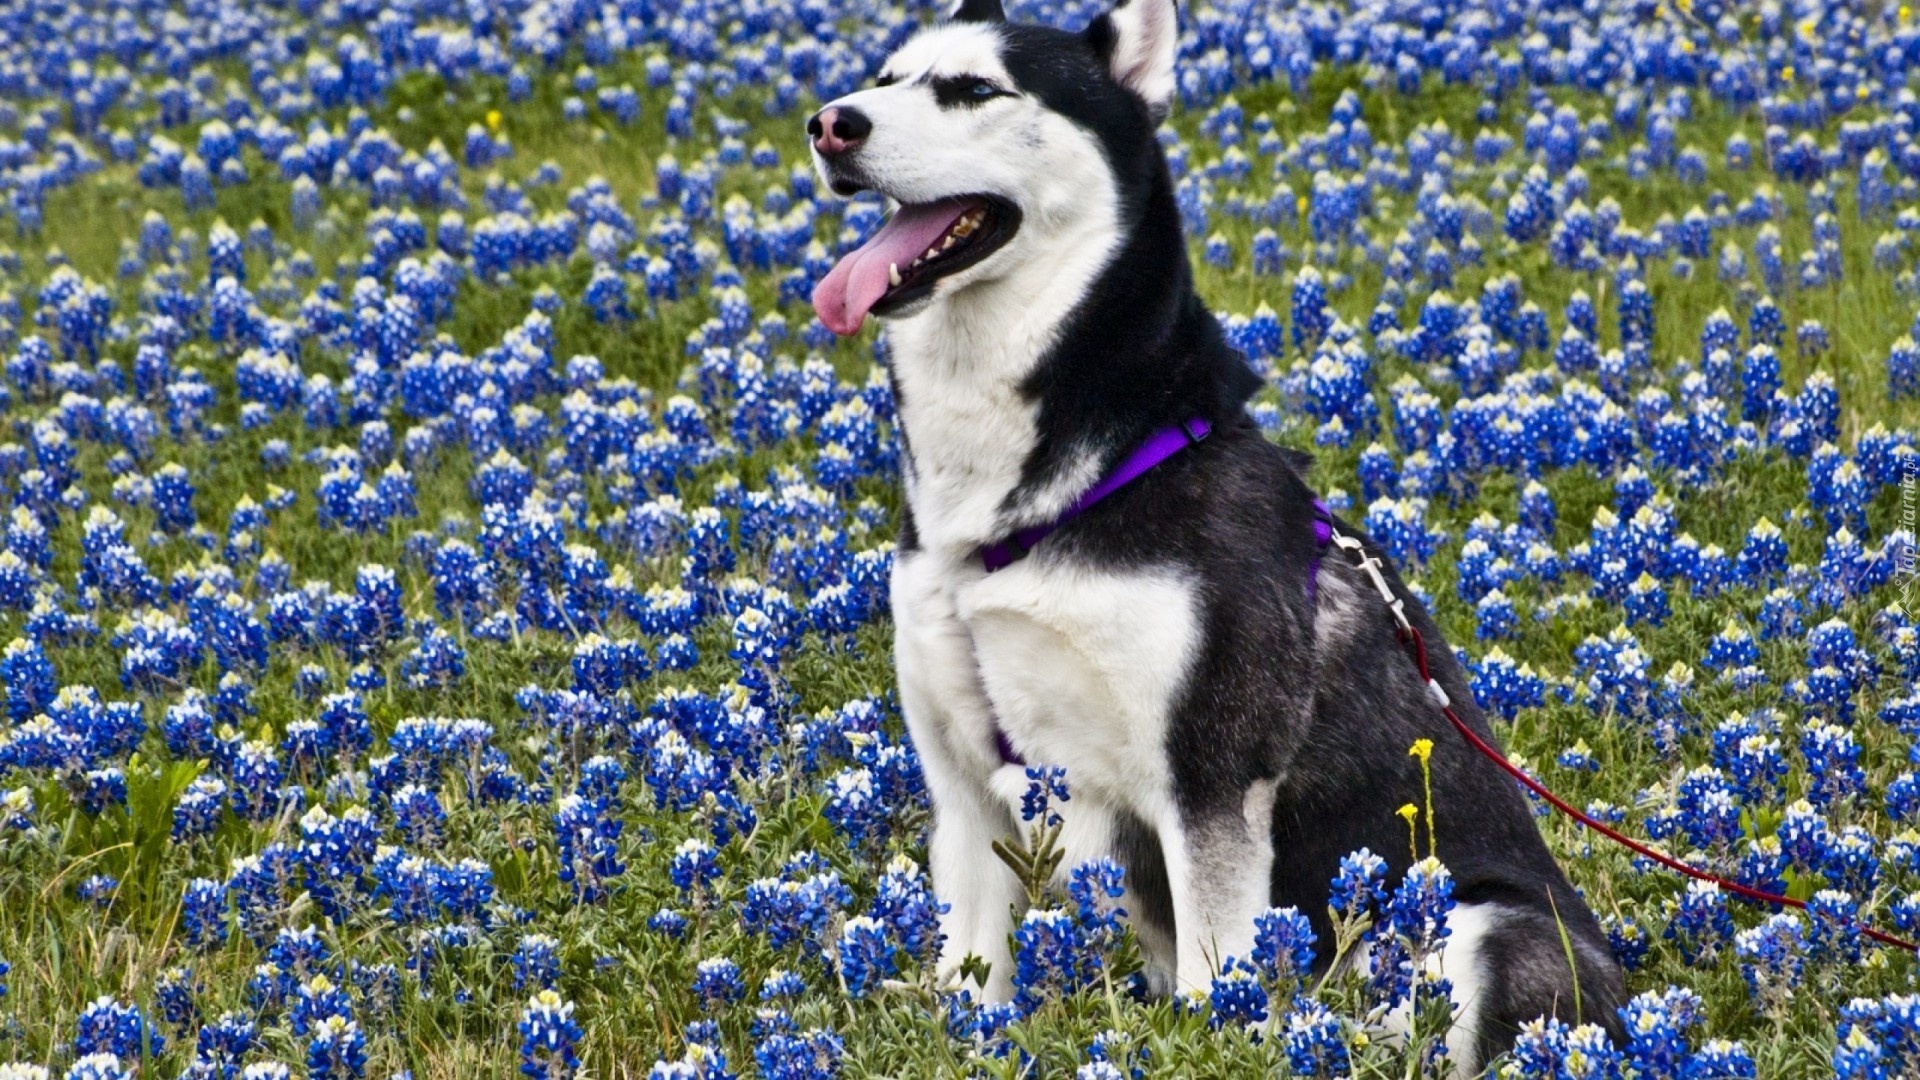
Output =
[
  {"x1": 1365, "y1": 901, "x2": 1500, "y2": 1078},
  {"x1": 1458, "y1": 900, "x2": 1627, "y2": 1067},
  {"x1": 1156, "y1": 778, "x2": 1279, "y2": 994},
  {"x1": 1368, "y1": 900, "x2": 1624, "y2": 1076}
]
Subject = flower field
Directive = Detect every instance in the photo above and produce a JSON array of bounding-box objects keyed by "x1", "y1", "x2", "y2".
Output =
[{"x1": 6, "y1": 0, "x2": 1920, "y2": 1075}]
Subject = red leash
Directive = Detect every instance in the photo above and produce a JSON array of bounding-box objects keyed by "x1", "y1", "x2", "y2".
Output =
[{"x1": 1327, "y1": 526, "x2": 1920, "y2": 953}]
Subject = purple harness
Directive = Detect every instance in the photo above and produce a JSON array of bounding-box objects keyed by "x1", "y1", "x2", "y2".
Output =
[
  {"x1": 1306, "y1": 496, "x2": 1334, "y2": 602},
  {"x1": 981, "y1": 417, "x2": 1213, "y2": 573},
  {"x1": 978, "y1": 416, "x2": 1337, "y2": 766}
]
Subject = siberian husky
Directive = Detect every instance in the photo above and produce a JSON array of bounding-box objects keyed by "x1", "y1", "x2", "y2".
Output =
[{"x1": 806, "y1": 0, "x2": 1626, "y2": 1067}]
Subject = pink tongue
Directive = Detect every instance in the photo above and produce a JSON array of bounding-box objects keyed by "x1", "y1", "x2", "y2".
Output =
[{"x1": 812, "y1": 199, "x2": 973, "y2": 336}]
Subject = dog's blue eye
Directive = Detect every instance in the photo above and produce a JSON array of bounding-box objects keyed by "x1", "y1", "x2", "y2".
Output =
[{"x1": 932, "y1": 75, "x2": 1003, "y2": 107}]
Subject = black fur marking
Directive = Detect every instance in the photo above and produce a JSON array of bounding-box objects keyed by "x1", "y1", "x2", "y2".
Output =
[
  {"x1": 948, "y1": 0, "x2": 1005, "y2": 23},
  {"x1": 909, "y1": 15, "x2": 1628, "y2": 1061},
  {"x1": 1083, "y1": 13, "x2": 1118, "y2": 65},
  {"x1": 1112, "y1": 811, "x2": 1173, "y2": 938}
]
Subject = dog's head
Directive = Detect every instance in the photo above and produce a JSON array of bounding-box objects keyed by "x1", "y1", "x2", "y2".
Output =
[{"x1": 808, "y1": 0, "x2": 1179, "y2": 336}]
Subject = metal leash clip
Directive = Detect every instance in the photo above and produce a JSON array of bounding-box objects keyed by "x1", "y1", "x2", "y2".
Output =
[
  {"x1": 1327, "y1": 527, "x2": 1450, "y2": 708},
  {"x1": 1327, "y1": 528, "x2": 1412, "y2": 637}
]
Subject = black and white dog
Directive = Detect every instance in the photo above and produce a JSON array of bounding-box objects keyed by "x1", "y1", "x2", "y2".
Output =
[{"x1": 807, "y1": 0, "x2": 1626, "y2": 1067}]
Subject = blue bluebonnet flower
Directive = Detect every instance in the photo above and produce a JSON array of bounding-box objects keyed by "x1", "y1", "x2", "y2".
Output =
[
  {"x1": 553, "y1": 795, "x2": 624, "y2": 903},
  {"x1": 1688, "y1": 1039, "x2": 1757, "y2": 1079},
  {"x1": 512, "y1": 935, "x2": 562, "y2": 992},
  {"x1": 1019, "y1": 765, "x2": 1070, "y2": 827},
  {"x1": 754, "y1": 1027, "x2": 842, "y2": 1080},
  {"x1": 390, "y1": 785, "x2": 445, "y2": 848},
  {"x1": 1012, "y1": 907, "x2": 1097, "y2": 1011},
  {"x1": 400, "y1": 627, "x2": 465, "y2": 689},
  {"x1": 836, "y1": 917, "x2": 893, "y2": 1000},
  {"x1": 1807, "y1": 889, "x2": 1864, "y2": 964},
  {"x1": 669, "y1": 838, "x2": 720, "y2": 900},
  {"x1": 192, "y1": 1012, "x2": 258, "y2": 1078},
  {"x1": 1801, "y1": 722, "x2": 1866, "y2": 806},
  {"x1": 1503, "y1": 1017, "x2": 1622, "y2": 1078},
  {"x1": 1476, "y1": 590, "x2": 1518, "y2": 640},
  {"x1": 75, "y1": 875, "x2": 117, "y2": 907},
  {"x1": 1365, "y1": 857, "x2": 1454, "y2": 1011},
  {"x1": 1620, "y1": 986, "x2": 1704, "y2": 1079},
  {"x1": 74, "y1": 997, "x2": 165, "y2": 1059},
  {"x1": 2, "y1": 637, "x2": 57, "y2": 722},
  {"x1": 519, "y1": 991, "x2": 582, "y2": 1079},
  {"x1": 1664, "y1": 881, "x2": 1734, "y2": 965},
  {"x1": 62, "y1": 1057, "x2": 131, "y2": 1080},
  {"x1": 1890, "y1": 338, "x2": 1920, "y2": 399},
  {"x1": 1836, "y1": 996, "x2": 1920, "y2": 1078},
  {"x1": 1605, "y1": 914, "x2": 1650, "y2": 973},
  {"x1": 1283, "y1": 999, "x2": 1349, "y2": 1077},
  {"x1": 740, "y1": 866, "x2": 851, "y2": 955},
  {"x1": 1207, "y1": 958, "x2": 1269, "y2": 1027},
  {"x1": 290, "y1": 974, "x2": 353, "y2": 1036},
  {"x1": 1734, "y1": 913, "x2": 1808, "y2": 1009},
  {"x1": 693, "y1": 957, "x2": 745, "y2": 1010},
  {"x1": 1329, "y1": 848, "x2": 1389, "y2": 922},
  {"x1": 872, "y1": 856, "x2": 946, "y2": 962},
  {"x1": 1470, "y1": 648, "x2": 1547, "y2": 721},
  {"x1": 1251, "y1": 907, "x2": 1316, "y2": 989},
  {"x1": 760, "y1": 970, "x2": 806, "y2": 1001},
  {"x1": 180, "y1": 876, "x2": 230, "y2": 950}
]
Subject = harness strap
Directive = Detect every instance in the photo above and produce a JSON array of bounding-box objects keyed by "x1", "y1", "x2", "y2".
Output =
[
  {"x1": 980, "y1": 417, "x2": 1211, "y2": 573},
  {"x1": 1306, "y1": 497, "x2": 1333, "y2": 604}
]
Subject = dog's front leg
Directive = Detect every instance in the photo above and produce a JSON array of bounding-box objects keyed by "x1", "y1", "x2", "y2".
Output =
[
  {"x1": 923, "y1": 768, "x2": 1025, "y2": 1000},
  {"x1": 1157, "y1": 780, "x2": 1278, "y2": 994},
  {"x1": 894, "y1": 552, "x2": 1025, "y2": 1001}
]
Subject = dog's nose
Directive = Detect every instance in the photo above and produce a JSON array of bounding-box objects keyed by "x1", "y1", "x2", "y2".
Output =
[{"x1": 808, "y1": 106, "x2": 871, "y2": 156}]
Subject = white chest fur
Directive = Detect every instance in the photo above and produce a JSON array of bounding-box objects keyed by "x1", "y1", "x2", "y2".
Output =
[
  {"x1": 954, "y1": 557, "x2": 1198, "y2": 810},
  {"x1": 894, "y1": 546, "x2": 1200, "y2": 818}
]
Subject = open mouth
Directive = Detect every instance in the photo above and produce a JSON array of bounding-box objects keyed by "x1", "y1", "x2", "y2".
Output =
[{"x1": 812, "y1": 195, "x2": 1021, "y2": 336}]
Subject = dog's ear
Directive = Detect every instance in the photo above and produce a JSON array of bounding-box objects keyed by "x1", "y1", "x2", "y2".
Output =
[
  {"x1": 948, "y1": 0, "x2": 1005, "y2": 22},
  {"x1": 1085, "y1": 0, "x2": 1178, "y2": 121}
]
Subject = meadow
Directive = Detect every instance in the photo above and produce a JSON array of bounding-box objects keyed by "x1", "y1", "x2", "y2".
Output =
[{"x1": 2, "y1": 0, "x2": 1919, "y2": 1076}]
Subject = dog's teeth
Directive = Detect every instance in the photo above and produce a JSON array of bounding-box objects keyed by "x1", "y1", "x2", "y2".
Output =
[
  {"x1": 888, "y1": 262, "x2": 902, "y2": 287},
  {"x1": 941, "y1": 235, "x2": 955, "y2": 250},
  {"x1": 925, "y1": 246, "x2": 940, "y2": 259}
]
